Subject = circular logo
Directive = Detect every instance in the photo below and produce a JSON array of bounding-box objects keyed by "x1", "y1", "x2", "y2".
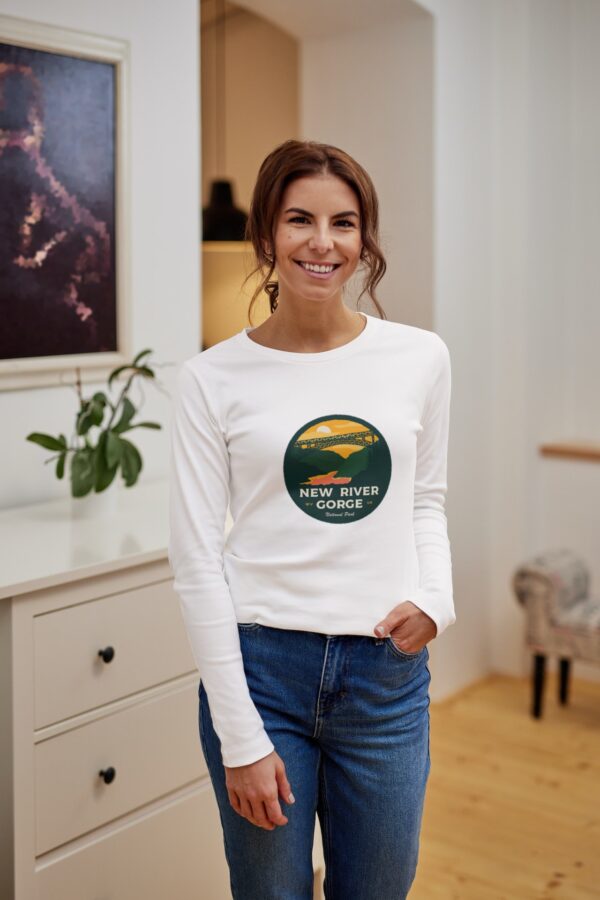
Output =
[{"x1": 283, "y1": 414, "x2": 391, "y2": 523}]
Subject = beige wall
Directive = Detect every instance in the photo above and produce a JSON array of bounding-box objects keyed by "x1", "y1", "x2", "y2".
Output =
[
  {"x1": 302, "y1": 12, "x2": 433, "y2": 328},
  {"x1": 201, "y1": 0, "x2": 299, "y2": 212}
]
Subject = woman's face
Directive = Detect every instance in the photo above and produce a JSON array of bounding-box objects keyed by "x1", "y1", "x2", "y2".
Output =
[{"x1": 270, "y1": 173, "x2": 363, "y2": 305}]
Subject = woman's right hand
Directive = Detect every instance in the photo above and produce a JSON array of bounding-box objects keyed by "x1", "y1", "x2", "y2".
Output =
[{"x1": 224, "y1": 749, "x2": 295, "y2": 830}]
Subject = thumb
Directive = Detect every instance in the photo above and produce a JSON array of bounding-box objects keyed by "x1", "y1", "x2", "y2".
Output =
[
  {"x1": 375, "y1": 608, "x2": 411, "y2": 638},
  {"x1": 275, "y1": 764, "x2": 295, "y2": 805}
]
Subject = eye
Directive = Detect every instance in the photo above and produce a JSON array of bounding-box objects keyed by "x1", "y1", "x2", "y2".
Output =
[{"x1": 287, "y1": 216, "x2": 356, "y2": 227}]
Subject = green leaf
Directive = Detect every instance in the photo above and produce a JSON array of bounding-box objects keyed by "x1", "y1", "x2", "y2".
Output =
[
  {"x1": 26, "y1": 432, "x2": 67, "y2": 451},
  {"x1": 97, "y1": 467, "x2": 118, "y2": 492},
  {"x1": 122, "y1": 421, "x2": 162, "y2": 431},
  {"x1": 94, "y1": 434, "x2": 119, "y2": 492},
  {"x1": 56, "y1": 452, "x2": 66, "y2": 479},
  {"x1": 77, "y1": 394, "x2": 107, "y2": 435},
  {"x1": 107, "y1": 364, "x2": 131, "y2": 388},
  {"x1": 105, "y1": 430, "x2": 123, "y2": 468},
  {"x1": 70, "y1": 449, "x2": 96, "y2": 497},
  {"x1": 108, "y1": 356, "x2": 156, "y2": 389},
  {"x1": 112, "y1": 397, "x2": 136, "y2": 434},
  {"x1": 132, "y1": 348, "x2": 152, "y2": 366},
  {"x1": 119, "y1": 438, "x2": 143, "y2": 487}
]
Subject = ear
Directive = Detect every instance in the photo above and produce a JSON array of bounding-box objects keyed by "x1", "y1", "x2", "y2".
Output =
[{"x1": 261, "y1": 238, "x2": 272, "y2": 258}]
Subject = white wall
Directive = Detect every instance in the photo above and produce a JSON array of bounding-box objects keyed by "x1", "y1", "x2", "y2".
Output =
[
  {"x1": 490, "y1": 0, "x2": 533, "y2": 680},
  {"x1": 421, "y1": 0, "x2": 600, "y2": 685},
  {"x1": 492, "y1": 0, "x2": 600, "y2": 682},
  {"x1": 568, "y1": 0, "x2": 600, "y2": 439},
  {"x1": 399, "y1": 0, "x2": 495, "y2": 694},
  {"x1": 555, "y1": 2, "x2": 600, "y2": 682},
  {"x1": 1, "y1": 0, "x2": 200, "y2": 508}
]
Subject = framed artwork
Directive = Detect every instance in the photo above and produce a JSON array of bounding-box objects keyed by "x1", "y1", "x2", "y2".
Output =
[{"x1": 0, "y1": 14, "x2": 131, "y2": 391}]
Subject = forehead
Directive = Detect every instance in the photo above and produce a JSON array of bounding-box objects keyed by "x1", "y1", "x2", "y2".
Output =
[{"x1": 280, "y1": 174, "x2": 359, "y2": 214}]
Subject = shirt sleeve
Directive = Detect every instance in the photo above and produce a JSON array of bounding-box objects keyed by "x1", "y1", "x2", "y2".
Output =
[
  {"x1": 167, "y1": 360, "x2": 275, "y2": 767},
  {"x1": 411, "y1": 337, "x2": 456, "y2": 638}
]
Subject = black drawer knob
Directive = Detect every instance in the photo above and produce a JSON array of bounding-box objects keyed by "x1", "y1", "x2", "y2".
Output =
[
  {"x1": 98, "y1": 646, "x2": 115, "y2": 663},
  {"x1": 99, "y1": 766, "x2": 116, "y2": 784}
]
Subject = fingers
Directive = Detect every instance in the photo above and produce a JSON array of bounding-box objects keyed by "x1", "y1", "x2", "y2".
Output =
[
  {"x1": 227, "y1": 787, "x2": 289, "y2": 831},
  {"x1": 237, "y1": 795, "x2": 266, "y2": 829},
  {"x1": 389, "y1": 631, "x2": 421, "y2": 654},
  {"x1": 264, "y1": 795, "x2": 289, "y2": 827},
  {"x1": 375, "y1": 614, "x2": 404, "y2": 637},
  {"x1": 244, "y1": 796, "x2": 278, "y2": 831},
  {"x1": 276, "y1": 762, "x2": 296, "y2": 807},
  {"x1": 225, "y1": 752, "x2": 295, "y2": 831},
  {"x1": 228, "y1": 788, "x2": 241, "y2": 814},
  {"x1": 374, "y1": 602, "x2": 415, "y2": 637}
]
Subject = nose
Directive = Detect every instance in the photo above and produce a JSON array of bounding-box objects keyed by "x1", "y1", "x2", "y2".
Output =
[{"x1": 308, "y1": 225, "x2": 334, "y2": 253}]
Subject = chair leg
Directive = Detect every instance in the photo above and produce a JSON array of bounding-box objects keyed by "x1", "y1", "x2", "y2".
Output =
[
  {"x1": 558, "y1": 657, "x2": 571, "y2": 705},
  {"x1": 532, "y1": 653, "x2": 546, "y2": 718}
]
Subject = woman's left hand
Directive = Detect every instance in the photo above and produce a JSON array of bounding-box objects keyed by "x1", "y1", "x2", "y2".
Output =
[{"x1": 373, "y1": 601, "x2": 437, "y2": 654}]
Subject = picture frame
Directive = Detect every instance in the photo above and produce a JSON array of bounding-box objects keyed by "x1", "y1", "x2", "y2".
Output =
[{"x1": 0, "y1": 14, "x2": 131, "y2": 392}]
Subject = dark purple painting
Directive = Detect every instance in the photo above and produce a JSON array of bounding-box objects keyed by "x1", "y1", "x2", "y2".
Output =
[{"x1": 0, "y1": 42, "x2": 117, "y2": 360}]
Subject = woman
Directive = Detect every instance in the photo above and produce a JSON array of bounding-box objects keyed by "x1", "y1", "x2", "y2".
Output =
[{"x1": 168, "y1": 139, "x2": 455, "y2": 899}]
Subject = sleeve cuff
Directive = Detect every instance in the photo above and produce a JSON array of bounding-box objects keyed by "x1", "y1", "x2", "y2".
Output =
[
  {"x1": 219, "y1": 729, "x2": 276, "y2": 768},
  {"x1": 411, "y1": 589, "x2": 456, "y2": 639}
]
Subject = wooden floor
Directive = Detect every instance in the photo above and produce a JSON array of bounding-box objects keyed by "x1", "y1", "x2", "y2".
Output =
[{"x1": 411, "y1": 671, "x2": 600, "y2": 899}]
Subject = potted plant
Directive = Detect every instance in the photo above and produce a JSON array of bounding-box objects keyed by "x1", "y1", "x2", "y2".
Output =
[{"x1": 26, "y1": 349, "x2": 165, "y2": 515}]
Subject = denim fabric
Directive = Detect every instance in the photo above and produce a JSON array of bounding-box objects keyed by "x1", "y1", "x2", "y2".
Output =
[{"x1": 199, "y1": 623, "x2": 431, "y2": 900}]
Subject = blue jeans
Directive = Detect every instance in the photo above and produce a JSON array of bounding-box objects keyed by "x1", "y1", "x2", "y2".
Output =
[{"x1": 199, "y1": 623, "x2": 431, "y2": 899}]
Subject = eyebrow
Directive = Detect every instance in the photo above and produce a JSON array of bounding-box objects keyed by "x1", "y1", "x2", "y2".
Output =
[{"x1": 284, "y1": 207, "x2": 359, "y2": 218}]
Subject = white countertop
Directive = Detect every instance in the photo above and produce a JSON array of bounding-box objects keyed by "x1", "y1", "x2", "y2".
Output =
[{"x1": 0, "y1": 477, "x2": 171, "y2": 600}]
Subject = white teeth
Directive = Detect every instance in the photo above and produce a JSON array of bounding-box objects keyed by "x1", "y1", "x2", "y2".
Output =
[{"x1": 299, "y1": 261, "x2": 336, "y2": 273}]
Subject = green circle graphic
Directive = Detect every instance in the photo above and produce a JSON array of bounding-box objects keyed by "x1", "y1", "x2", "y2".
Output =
[{"x1": 283, "y1": 414, "x2": 392, "y2": 523}]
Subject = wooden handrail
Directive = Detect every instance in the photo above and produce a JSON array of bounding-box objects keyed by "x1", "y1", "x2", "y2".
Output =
[{"x1": 539, "y1": 442, "x2": 600, "y2": 462}]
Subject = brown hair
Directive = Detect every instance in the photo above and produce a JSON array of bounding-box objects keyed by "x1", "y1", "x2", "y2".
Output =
[{"x1": 242, "y1": 139, "x2": 387, "y2": 322}]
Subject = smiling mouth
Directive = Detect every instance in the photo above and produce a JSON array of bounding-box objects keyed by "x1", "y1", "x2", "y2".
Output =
[{"x1": 293, "y1": 260, "x2": 342, "y2": 272}]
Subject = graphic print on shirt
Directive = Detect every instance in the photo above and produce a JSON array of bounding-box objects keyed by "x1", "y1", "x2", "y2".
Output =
[{"x1": 283, "y1": 414, "x2": 391, "y2": 523}]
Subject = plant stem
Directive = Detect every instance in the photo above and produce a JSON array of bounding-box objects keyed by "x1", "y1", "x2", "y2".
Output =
[{"x1": 105, "y1": 372, "x2": 137, "y2": 432}]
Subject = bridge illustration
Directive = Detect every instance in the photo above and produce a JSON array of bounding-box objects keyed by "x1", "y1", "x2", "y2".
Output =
[{"x1": 294, "y1": 430, "x2": 379, "y2": 451}]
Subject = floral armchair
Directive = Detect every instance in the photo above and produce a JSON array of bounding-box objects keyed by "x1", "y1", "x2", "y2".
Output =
[{"x1": 512, "y1": 548, "x2": 600, "y2": 717}]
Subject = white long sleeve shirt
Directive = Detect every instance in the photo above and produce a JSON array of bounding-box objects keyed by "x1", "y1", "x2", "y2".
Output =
[{"x1": 167, "y1": 311, "x2": 455, "y2": 767}]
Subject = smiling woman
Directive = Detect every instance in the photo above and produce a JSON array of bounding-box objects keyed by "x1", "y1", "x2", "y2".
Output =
[
  {"x1": 271, "y1": 173, "x2": 362, "y2": 297},
  {"x1": 242, "y1": 138, "x2": 387, "y2": 319},
  {"x1": 169, "y1": 138, "x2": 455, "y2": 900}
]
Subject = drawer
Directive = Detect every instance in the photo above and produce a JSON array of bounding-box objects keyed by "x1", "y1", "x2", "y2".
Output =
[
  {"x1": 33, "y1": 580, "x2": 196, "y2": 728},
  {"x1": 35, "y1": 783, "x2": 231, "y2": 900},
  {"x1": 35, "y1": 680, "x2": 205, "y2": 854}
]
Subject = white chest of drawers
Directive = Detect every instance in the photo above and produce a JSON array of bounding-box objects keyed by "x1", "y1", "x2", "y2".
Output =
[{"x1": 0, "y1": 479, "x2": 231, "y2": 899}]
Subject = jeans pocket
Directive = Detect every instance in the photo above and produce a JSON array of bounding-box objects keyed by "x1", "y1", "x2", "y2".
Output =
[
  {"x1": 385, "y1": 634, "x2": 424, "y2": 659},
  {"x1": 237, "y1": 621, "x2": 262, "y2": 631}
]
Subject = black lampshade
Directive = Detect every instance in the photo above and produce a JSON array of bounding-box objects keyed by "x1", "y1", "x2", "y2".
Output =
[{"x1": 202, "y1": 179, "x2": 247, "y2": 241}]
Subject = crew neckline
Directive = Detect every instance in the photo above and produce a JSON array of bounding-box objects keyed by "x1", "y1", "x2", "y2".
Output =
[{"x1": 238, "y1": 312, "x2": 375, "y2": 364}]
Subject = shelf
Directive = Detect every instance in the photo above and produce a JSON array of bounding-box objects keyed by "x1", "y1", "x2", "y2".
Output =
[{"x1": 539, "y1": 442, "x2": 600, "y2": 463}]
